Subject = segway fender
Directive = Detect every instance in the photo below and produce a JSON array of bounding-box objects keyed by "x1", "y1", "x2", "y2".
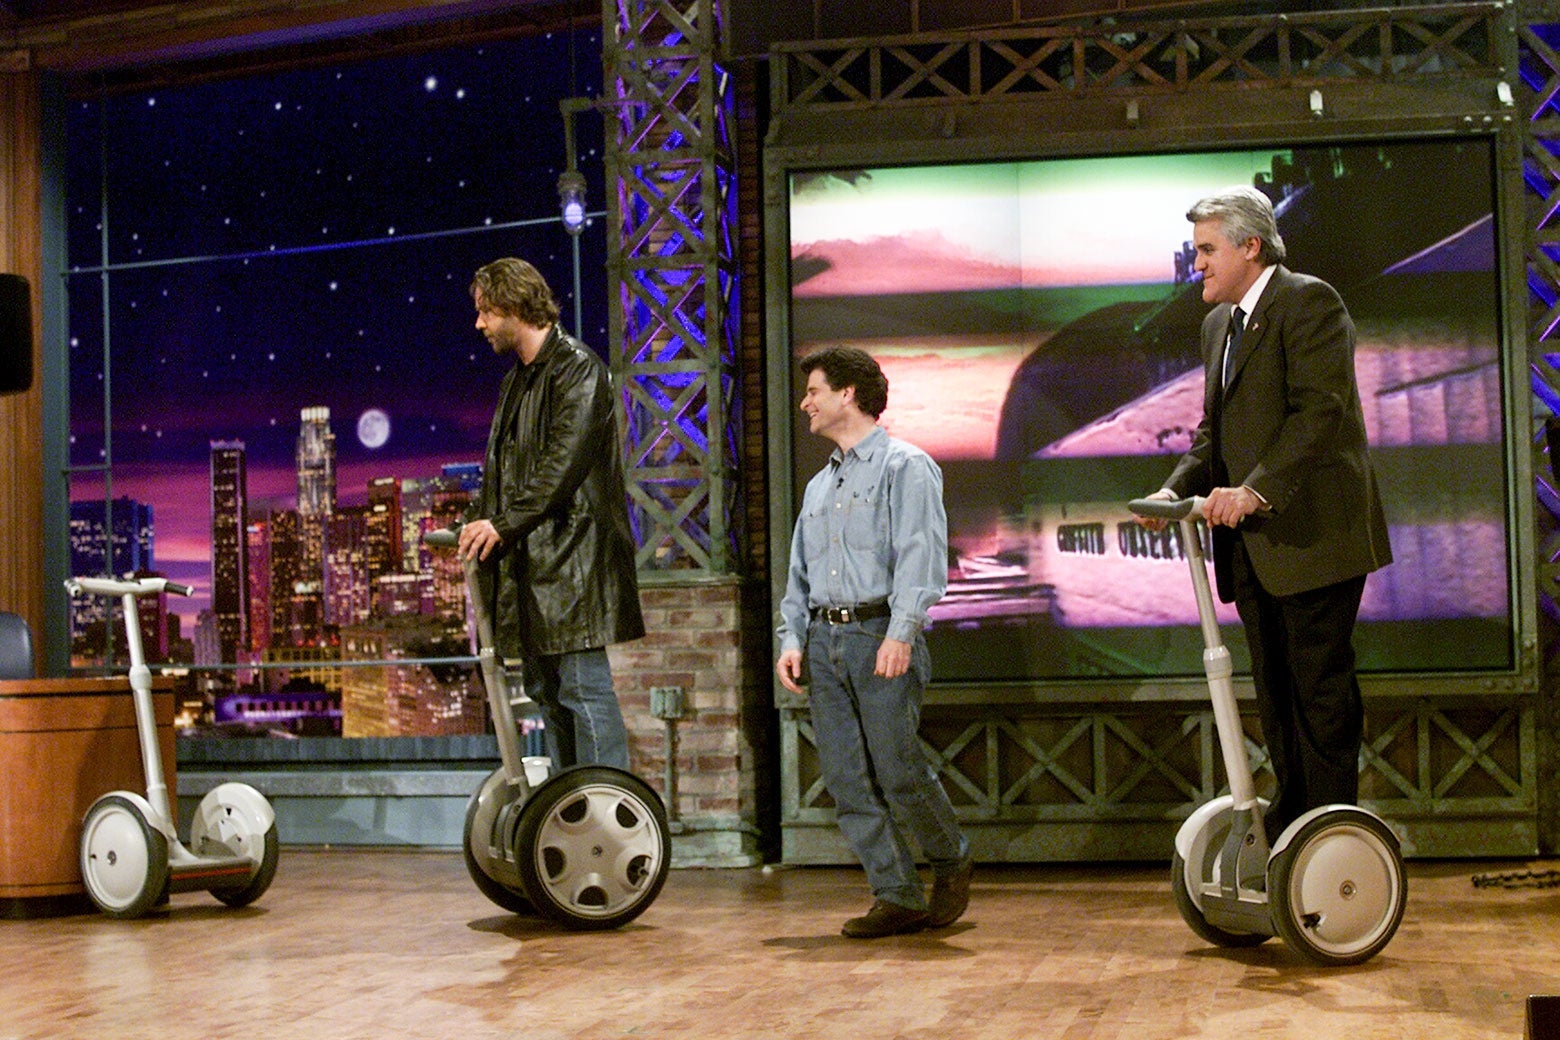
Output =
[
  {"x1": 192, "y1": 782, "x2": 276, "y2": 855},
  {"x1": 1173, "y1": 794, "x2": 1235, "y2": 863},
  {"x1": 87, "y1": 789, "x2": 176, "y2": 843},
  {"x1": 1269, "y1": 803, "x2": 1396, "y2": 859}
]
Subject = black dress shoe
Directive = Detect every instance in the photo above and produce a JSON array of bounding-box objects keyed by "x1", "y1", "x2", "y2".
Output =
[
  {"x1": 841, "y1": 900, "x2": 929, "y2": 938},
  {"x1": 927, "y1": 858, "x2": 972, "y2": 928}
]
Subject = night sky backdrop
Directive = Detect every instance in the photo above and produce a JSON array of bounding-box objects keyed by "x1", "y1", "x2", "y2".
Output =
[{"x1": 66, "y1": 28, "x2": 609, "y2": 625}]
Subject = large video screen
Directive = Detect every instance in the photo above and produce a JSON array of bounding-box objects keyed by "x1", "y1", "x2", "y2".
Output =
[{"x1": 785, "y1": 140, "x2": 1509, "y2": 682}]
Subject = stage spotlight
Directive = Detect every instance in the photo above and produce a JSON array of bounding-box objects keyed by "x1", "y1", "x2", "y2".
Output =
[{"x1": 558, "y1": 170, "x2": 587, "y2": 235}]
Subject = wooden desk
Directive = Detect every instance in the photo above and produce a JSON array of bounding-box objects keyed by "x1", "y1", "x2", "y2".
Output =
[{"x1": 0, "y1": 677, "x2": 175, "y2": 915}]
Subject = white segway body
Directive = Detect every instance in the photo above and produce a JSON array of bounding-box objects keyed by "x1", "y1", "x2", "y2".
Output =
[
  {"x1": 426, "y1": 529, "x2": 670, "y2": 930},
  {"x1": 1130, "y1": 497, "x2": 1406, "y2": 965},
  {"x1": 67, "y1": 576, "x2": 280, "y2": 919}
]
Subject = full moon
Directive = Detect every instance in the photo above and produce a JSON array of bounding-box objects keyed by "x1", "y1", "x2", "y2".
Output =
[{"x1": 357, "y1": 408, "x2": 390, "y2": 449}]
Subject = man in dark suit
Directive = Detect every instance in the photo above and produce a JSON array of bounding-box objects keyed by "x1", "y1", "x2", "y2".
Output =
[{"x1": 1141, "y1": 186, "x2": 1393, "y2": 842}]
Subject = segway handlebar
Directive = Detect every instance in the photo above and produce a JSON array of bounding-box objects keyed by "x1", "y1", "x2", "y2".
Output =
[
  {"x1": 1127, "y1": 496, "x2": 1206, "y2": 522},
  {"x1": 422, "y1": 528, "x2": 459, "y2": 548},
  {"x1": 66, "y1": 575, "x2": 194, "y2": 598}
]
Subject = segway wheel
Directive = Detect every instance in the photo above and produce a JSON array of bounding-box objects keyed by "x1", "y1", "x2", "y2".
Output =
[
  {"x1": 80, "y1": 795, "x2": 170, "y2": 919},
  {"x1": 1268, "y1": 809, "x2": 1407, "y2": 966},
  {"x1": 514, "y1": 766, "x2": 670, "y2": 931},
  {"x1": 1171, "y1": 848, "x2": 1270, "y2": 949},
  {"x1": 189, "y1": 784, "x2": 280, "y2": 908},
  {"x1": 209, "y1": 823, "x2": 280, "y2": 908},
  {"x1": 463, "y1": 767, "x2": 533, "y2": 915}
]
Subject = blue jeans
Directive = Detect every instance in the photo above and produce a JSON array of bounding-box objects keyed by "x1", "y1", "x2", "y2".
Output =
[
  {"x1": 807, "y1": 616, "x2": 969, "y2": 910},
  {"x1": 516, "y1": 648, "x2": 630, "y2": 770}
]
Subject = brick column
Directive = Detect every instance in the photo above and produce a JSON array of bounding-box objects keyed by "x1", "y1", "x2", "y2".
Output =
[{"x1": 610, "y1": 578, "x2": 773, "y2": 866}]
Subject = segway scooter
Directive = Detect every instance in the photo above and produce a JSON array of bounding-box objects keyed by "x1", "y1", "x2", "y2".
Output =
[
  {"x1": 65, "y1": 574, "x2": 279, "y2": 919},
  {"x1": 424, "y1": 528, "x2": 669, "y2": 930},
  {"x1": 1127, "y1": 496, "x2": 1406, "y2": 965}
]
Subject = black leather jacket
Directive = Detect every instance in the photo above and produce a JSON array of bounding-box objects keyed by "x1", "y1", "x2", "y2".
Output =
[{"x1": 472, "y1": 325, "x2": 645, "y2": 658}]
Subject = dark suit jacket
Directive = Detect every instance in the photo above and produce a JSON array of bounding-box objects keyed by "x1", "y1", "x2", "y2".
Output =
[{"x1": 1164, "y1": 265, "x2": 1392, "y2": 601}]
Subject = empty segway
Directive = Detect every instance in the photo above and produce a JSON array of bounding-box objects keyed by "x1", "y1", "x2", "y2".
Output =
[
  {"x1": 425, "y1": 528, "x2": 669, "y2": 930},
  {"x1": 1128, "y1": 496, "x2": 1407, "y2": 965},
  {"x1": 66, "y1": 575, "x2": 279, "y2": 918}
]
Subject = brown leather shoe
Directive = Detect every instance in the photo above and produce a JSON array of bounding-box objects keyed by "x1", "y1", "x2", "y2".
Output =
[
  {"x1": 927, "y1": 859, "x2": 972, "y2": 928},
  {"x1": 841, "y1": 900, "x2": 929, "y2": 939}
]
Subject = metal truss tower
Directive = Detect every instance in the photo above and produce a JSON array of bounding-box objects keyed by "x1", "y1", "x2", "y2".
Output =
[{"x1": 604, "y1": 0, "x2": 741, "y2": 575}]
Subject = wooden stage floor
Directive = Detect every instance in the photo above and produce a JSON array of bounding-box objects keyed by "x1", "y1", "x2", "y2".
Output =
[{"x1": 1, "y1": 850, "x2": 1557, "y2": 1039}]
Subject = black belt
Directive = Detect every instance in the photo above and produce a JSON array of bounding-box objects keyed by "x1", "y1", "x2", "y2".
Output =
[{"x1": 812, "y1": 602, "x2": 891, "y2": 625}]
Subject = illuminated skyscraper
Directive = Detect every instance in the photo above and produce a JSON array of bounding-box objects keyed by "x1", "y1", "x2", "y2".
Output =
[
  {"x1": 268, "y1": 508, "x2": 324, "y2": 649},
  {"x1": 365, "y1": 476, "x2": 402, "y2": 584},
  {"x1": 69, "y1": 496, "x2": 154, "y2": 576},
  {"x1": 67, "y1": 496, "x2": 154, "y2": 649},
  {"x1": 296, "y1": 406, "x2": 336, "y2": 599},
  {"x1": 246, "y1": 517, "x2": 272, "y2": 654},
  {"x1": 297, "y1": 406, "x2": 337, "y2": 519},
  {"x1": 210, "y1": 440, "x2": 249, "y2": 666},
  {"x1": 325, "y1": 506, "x2": 371, "y2": 626},
  {"x1": 339, "y1": 616, "x2": 485, "y2": 737},
  {"x1": 400, "y1": 463, "x2": 479, "y2": 572}
]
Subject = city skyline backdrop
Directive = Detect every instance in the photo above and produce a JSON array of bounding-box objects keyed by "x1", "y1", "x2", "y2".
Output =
[{"x1": 65, "y1": 26, "x2": 610, "y2": 634}]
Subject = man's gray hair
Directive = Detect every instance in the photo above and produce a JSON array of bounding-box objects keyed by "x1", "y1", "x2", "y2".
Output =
[{"x1": 1187, "y1": 186, "x2": 1286, "y2": 265}]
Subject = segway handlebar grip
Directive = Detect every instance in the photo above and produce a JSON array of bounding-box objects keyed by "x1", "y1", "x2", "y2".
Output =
[
  {"x1": 1127, "y1": 496, "x2": 1205, "y2": 522},
  {"x1": 423, "y1": 528, "x2": 459, "y2": 548},
  {"x1": 66, "y1": 575, "x2": 195, "y2": 597}
]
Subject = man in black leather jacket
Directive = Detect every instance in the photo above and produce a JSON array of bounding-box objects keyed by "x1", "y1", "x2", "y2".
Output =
[{"x1": 458, "y1": 257, "x2": 645, "y2": 770}]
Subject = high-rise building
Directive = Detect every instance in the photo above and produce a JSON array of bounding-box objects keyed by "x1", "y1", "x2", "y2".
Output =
[
  {"x1": 373, "y1": 572, "x2": 435, "y2": 617},
  {"x1": 210, "y1": 440, "x2": 249, "y2": 665},
  {"x1": 260, "y1": 643, "x2": 342, "y2": 700},
  {"x1": 365, "y1": 476, "x2": 403, "y2": 584},
  {"x1": 339, "y1": 616, "x2": 484, "y2": 738},
  {"x1": 296, "y1": 406, "x2": 336, "y2": 595},
  {"x1": 400, "y1": 463, "x2": 479, "y2": 572},
  {"x1": 325, "y1": 506, "x2": 371, "y2": 626},
  {"x1": 297, "y1": 406, "x2": 337, "y2": 519},
  {"x1": 441, "y1": 461, "x2": 483, "y2": 491},
  {"x1": 69, "y1": 496, "x2": 154, "y2": 576},
  {"x1": 67, "y1": 496, "x2": 154, "y2": 649},
  {"x1": 246, "y1": 517, "x2": 272, "y2": 654},
  {"x1": 192, "y1": 608, "x2": 223, "y2": 701},
  {"x1": 267, "y1": 508, "x2": 325, "y2": 649}
]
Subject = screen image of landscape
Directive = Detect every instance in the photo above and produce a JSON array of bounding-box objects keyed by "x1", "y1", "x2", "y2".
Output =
[{"x1": 785, "y1": 140, "x2": 1508, "y2": 682}]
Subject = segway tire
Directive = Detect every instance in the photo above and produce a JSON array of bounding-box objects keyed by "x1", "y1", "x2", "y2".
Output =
[
  {"x1": 211, "y1": 822, "x2": 280, "y2": 908},
  {"x1": 189, "y1": 784, "x2": 280, "y2": 908},
  {"x1": 1170, "y1": 849, "x2": 1270, "y2": 949},
  {"x1": 514, "y1": 766, "x2": 670, "y2": 931},
  {"x1": 463, "y1": 771, "x2": 534, "y2": 915},
  {"x1": 80, "y1": 794, "x2": 170, "y2": 919},
  {"x1": 1268, "y1": 809, "x2": 1406, "y2": 966}
]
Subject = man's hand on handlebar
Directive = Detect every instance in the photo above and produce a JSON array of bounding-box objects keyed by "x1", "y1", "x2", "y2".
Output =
[
  {"x1": 457, "y1": 519, "x2": 504, "y2": 562},
  {"x1": 1202, "y1": 485, "x2": 1263, "y2": 528},
  {"x1": 1134, "y1": 486, "x2": 1264, "y2": 530},
  {"x1": 1133, "y1": 488, "x2": 1178, "y2": 531}
]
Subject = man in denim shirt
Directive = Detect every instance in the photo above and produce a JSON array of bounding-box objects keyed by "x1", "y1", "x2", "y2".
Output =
[{"x1": 776, "y1": 346, "x2": 972, "y2": 938}]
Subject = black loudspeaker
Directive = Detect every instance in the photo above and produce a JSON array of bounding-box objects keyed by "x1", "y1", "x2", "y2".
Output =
[
  {"x1": 1528, "y1": 995, "x2": 1560, "y2": 1040},
  {"x1": 0, "y1": 274, "x2": 32, "y2": 396}
]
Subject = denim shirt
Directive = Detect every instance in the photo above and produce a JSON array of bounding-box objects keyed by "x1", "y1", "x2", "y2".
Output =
[{"x1": 778, "y1": 426, "x2": 948, "y2": 653}]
